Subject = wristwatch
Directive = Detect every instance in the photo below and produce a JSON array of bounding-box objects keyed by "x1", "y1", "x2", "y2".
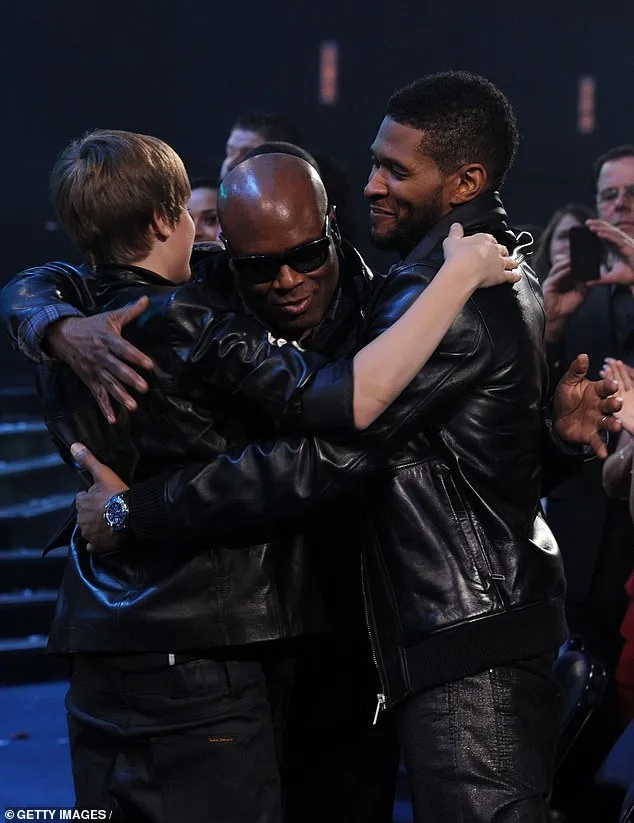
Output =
[{"x1": 103, "y1": 491, "x2": 130, "y2": 534}]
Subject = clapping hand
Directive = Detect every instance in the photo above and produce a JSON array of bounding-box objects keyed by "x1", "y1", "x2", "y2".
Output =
[
  {"x1": 606, "y1": 361, "x2": 634, "y2": 435},
  {"x1": 553, "y1": 353, "x2": 622, "y2": 458}
]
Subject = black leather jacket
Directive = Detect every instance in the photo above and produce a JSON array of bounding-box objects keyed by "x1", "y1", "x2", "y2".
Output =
[
  {"x1": 108, "y1": 193, "x2": 568, "y2": 706},
  {"x1": 0, "y1": 243, "x2": 374, "y2": 653}
]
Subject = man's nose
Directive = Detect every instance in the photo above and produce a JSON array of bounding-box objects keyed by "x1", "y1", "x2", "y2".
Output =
[
  {"x1": 615, "y1": 191, "x2": 632, "y2": 211},
  {"x1": 274, "y1": 264, "x2": 304, "y2": 290},
  {"x1": 364, "y1": 167, "x2": 388, "y2": 200}
]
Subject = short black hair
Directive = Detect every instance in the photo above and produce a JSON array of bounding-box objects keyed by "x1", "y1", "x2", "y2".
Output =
[
  {"x1": 386, "y1": 71, "x2": 519, "y2": 189},
  {"x1": 233, "y1": 114, "x2": 304, "y2": 147},
  {"x1": 243, "y1": 141, "x2": 320, "y2": 173},
  {"x1": 593, "y1": 145, "x2": 634, "y2": 182},
  {"x1": 189, "y1": 176, "x2": 220, "y2": 191}
]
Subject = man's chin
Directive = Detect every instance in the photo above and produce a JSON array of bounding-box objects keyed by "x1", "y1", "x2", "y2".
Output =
[
  {"x1": 369, "y1": 227, "x2": 400, "y2": 251},
  {"x1": 271, "y1": 312, "x2": 316, "y2": 340}
]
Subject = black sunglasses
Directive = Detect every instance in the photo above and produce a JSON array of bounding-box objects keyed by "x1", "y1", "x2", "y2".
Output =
[{"x1": 225, "y1": 216, "x2": 333, "y2": 284}]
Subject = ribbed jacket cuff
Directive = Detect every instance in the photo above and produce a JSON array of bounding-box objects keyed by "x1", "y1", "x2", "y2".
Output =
[
  {"x1": 128, "y1": 474, "x2": 171, "y2": 542},
  {"x1": 299, "y1": 358, "x2": 354, "y2": 431},
  {"x1": 384, "y1": 597, "x2": 568, "y2": 706}
]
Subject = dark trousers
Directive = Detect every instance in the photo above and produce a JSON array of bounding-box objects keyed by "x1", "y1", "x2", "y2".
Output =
[
  {"x1": 67, "y1": 653, "x2": 281, "y2": 823},
  {"x1": 67, "y1": 639, "x2": 399, "y2": 823},
  {"x1": 396, "y1": 654, "x2": 564, "y2": 823}
]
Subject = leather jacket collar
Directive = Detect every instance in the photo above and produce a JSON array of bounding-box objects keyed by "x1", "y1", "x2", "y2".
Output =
[
  {"x1": 402, "y1": 190, "x2": 517, "y2": 267},
  {"x1": 96, "y1": 264, "x2": 174, "y2": 296}
]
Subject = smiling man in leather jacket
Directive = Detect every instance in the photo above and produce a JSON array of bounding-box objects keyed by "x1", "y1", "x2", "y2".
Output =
[{"x1": 1, "y1": 78, "x2": 623, "y2": 821}]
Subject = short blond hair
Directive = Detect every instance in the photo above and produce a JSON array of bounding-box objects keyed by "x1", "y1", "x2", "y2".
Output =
[{"x1": 50, "y1": 129, "x2": 190, "y2": 267}]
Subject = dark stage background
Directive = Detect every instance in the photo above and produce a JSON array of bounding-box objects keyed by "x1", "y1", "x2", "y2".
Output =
[{"x1": 1, "y1": 0, "x2": 631, "y2": 380}]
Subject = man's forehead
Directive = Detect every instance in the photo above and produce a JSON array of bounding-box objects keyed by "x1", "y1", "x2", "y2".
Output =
[
  {"x1": 223, "y1": 198, "x2": 324, "y2": 254},
  {"x1": 598, "y1": 157, "x2": 634, "y2": 187},
  {"x1": 227, "y1": 128, "x2": 264, "y2": 150},
  {"x1": 371, "y1": 117, "x2": 426, "y2": 161}
]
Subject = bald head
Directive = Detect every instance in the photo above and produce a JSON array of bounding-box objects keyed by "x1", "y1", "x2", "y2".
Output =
[
  {"x1": 217, "y1": 153, "x2": 339, "y2": 341},
  {"x1": 218, "y1": 153, "x2": 328, "y2": 253}
]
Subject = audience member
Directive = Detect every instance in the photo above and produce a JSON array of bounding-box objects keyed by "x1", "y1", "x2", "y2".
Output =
[
  {"x1": 243, "y1": 140, "x2": 320, "y2": 171},
  {"x1": 188, "y1": 176, "x2": 220, "y2": 242},
  {"x1": 313, "y1": 151, "x2": 358, "y2": 242},
  {"x1": 531, "y1": 203, "x2": 595, "y2": 283},
  {"x1": 544, "y1": 146, "x2": 634, "y2": 666},
  {"x1": 220, "y1": 113, "x2": 304, "y2": 179}
]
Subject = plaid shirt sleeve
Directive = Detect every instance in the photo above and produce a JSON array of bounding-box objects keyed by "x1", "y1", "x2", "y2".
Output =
[{"x1": 17, "y1": 304, "x2": 84, "y2": 364}]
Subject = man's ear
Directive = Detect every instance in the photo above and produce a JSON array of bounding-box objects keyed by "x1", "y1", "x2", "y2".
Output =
[
  {"x1": 151, "y1": 212, "x2": 176, "y2": 242},
  {"x1": 446, "y1": 163, "x2": 488, "y2": 207}
]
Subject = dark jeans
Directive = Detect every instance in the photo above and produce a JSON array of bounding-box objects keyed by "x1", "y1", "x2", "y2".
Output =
[
  {"x1": 397, "y1": 654, "x2": 564, "y2": 823},
  {"x1": 67, "y1": 653, "x2": 281, "y2": 823}
]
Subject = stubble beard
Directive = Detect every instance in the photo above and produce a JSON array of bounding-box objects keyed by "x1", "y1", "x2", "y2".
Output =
[{"x1": 370, "y1": 188, "x2": 446, "y2": 258}]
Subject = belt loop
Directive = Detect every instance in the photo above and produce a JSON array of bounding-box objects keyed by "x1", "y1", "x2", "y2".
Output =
[{"x1": 168, "y1": 653, "x2": 175, "y2": 666}]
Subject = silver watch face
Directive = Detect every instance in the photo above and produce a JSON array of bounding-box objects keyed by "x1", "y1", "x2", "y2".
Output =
[{"x1": 104, "y1": 493, "x2": 129, "y2": 532}]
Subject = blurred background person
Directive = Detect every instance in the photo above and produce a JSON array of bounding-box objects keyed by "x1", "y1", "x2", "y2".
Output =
[
  {"x1": 531, "y1": 203, "x2": 595, "y2": 284},
  {"x1": 243, "y1": 141, "x2": 320, "y2": 171},
  {"x1": 188, "y1": 176, "x2": 220, "y2": 243},
  {"x1": 220, "y1": 113, "x2": 305, "y2": 179},
  {"x1": 313, "y1": 151, "x2": 358, "y2": 243}
]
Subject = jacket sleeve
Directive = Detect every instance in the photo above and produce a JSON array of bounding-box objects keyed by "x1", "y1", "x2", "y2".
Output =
[
  {"x1": 539, "y1": 417, "x2": 588, "y2": 496},
  {"x1": 0, "y1": 263, "x2": 94, "y2": 363},
  {"x1": 128, "y1": 265, "x2": 493, "y2": 543},
  {"x1": 164, "y1": 285, "x2": 354, "y2": 431}
]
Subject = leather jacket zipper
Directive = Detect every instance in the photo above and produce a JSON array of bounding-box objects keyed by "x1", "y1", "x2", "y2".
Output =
[
  {"x1": 372, "y1": 692, "x2": 386, "y2": 725},
  {"x1": 360, "y1": 551, "x2": 387, "y2": 725}
]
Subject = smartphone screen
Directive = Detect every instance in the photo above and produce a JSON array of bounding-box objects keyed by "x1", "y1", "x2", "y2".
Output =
[{"x1": 569, "y1": 226, "x2": 603, "y2": 282}]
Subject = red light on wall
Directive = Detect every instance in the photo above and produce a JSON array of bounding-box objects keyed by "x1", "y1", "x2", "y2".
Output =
[
  {"x1": 319, "y1": 41, "x2": 338, "y2": 105},
  {"x1": 578, "y1": 75, "x2": 596, "y2": 134}
]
